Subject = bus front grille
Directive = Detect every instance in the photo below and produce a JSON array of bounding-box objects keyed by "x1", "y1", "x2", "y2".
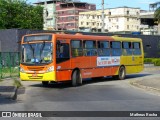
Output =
[{"x1": 27, "y1": 67, "x2": 45, "y2": 71}]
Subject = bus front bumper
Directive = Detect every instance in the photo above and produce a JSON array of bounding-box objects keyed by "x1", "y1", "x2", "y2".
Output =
[{"x1": 20, "y1": 71, "x2": 56, "y2": 82}]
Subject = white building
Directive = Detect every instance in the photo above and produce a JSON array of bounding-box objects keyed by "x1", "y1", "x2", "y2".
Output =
[
  {"x1": 34, "y1": 0, "x2": 57, "y2": 30},
  {"x1": 79, "y1": 7, "x2": 140, "y2": 33}
]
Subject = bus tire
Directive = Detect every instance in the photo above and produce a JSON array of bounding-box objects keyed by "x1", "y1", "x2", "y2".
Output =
[
  {"x1": 42, "y1": 81, "x2": 49, "y2": 86},
  {"x1": 118, "y1": 66, "x2": 126, "y2": 80},
  {"x1": 72, "y1": 70, "x2": 82, "y2": 87}
]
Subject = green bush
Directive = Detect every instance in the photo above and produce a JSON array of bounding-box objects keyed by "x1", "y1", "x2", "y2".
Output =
[
  {"x1": 144, "y1": 58, "x2": 160, "y2": 66},
  {"x1": 144, "y1": 58, "x2": 152, "y2": 63}
]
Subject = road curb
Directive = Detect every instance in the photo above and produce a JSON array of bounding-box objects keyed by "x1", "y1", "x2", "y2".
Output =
[{"x1": 130, "y1": 80, "x2": 160, "y2": 95}]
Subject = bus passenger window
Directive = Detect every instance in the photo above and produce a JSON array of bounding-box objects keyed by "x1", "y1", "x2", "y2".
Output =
[
  {"x1": 71, "y1": 40, "x2": 83, "y2": 57},
  {"x1": 110, "y1": 41, "x2": 122, "y2": 56},
  {"x1": 56, "y1": 41, "x2": 69, "y2": 58},
  {"x1": 98, "y1": 41, "x2": 110, "y2": 56},
  {"x1": 83, "y1": 40, "x2": 97, "y2": 56},
  {"x1": 133, "y1": 42, "x2": 141, "y2": 55},
  {"x1": 122, "y1": 42, "x2": 132, "y2": 56}
]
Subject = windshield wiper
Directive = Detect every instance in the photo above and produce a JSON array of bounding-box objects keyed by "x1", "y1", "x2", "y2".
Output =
[
  {"x1": 40, "y1": 41, "x2": 46, "y2": 63},
  {"x1": 30, "y1": 45, "x2": 35, "y2": 58},
  {"x1": 27, "y1": 42, "x2": 35, "y2": 63}
]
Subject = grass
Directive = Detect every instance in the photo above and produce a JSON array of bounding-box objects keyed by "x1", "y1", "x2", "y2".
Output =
[
  {"x1": 13, "y1": 78, "x2": 22, "y2": 88},
  {"x1": 0, "y1": 67, "x2": 19, "y2": 78}
]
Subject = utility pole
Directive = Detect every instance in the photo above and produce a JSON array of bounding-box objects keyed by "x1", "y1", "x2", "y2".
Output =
[
  {"x1": 44, "y1": 0, "x2": 47, "y2": 30},
  {"x1": 101, "y1": 0, "x2": 105, "y2": 32}
]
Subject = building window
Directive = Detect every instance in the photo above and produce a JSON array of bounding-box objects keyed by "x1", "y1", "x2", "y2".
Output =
[
  {"x1": 116, "y1": 18, "x2": 118, "y2": 22},
  {"x1": 75, "y1": 17, "x2": 78, "y2": 20},
  {"x1": 81, "y1": 22, "x2": 83, "y2": 25},
  {"x1": 127, "y1": 10, "x2": 129, "y2": 15},
  {"x1": 127, "y1": 18, "x2": 129, "y2": 21},
  {"x1": 109, "y1": 12, "x2": 111, "y2": 15},
  {"x1": 127, "y1": 25, "x2": 129, "y2": 29},
  {"x1": 92, "y1": 15, "x2": 95, "y2": 19},
  {"x1": 87, "y1": 22, "x2": 89, "y2": 25},
  {"x1": 117, "y1": 25, "x2": 119, "y2": 29},
  {"x1": 109, "y1": 19, "x2": 111, "y2": 22},
  {"x1": 68, "y1": 10, "x2": 74, "y2": 14},
  {"x1": 136, "y1": 12, "x2": 139, "y2": 16},
  {"x1": 58, "y1": 12, "x2": 61, "y2": 15}
]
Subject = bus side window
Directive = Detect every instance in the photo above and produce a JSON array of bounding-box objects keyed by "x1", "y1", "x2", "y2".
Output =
[
  {"x1": 110, "y1": 41, "x2": 122, "y2": 56},
  {"x1": 122, "y1": 42, "x2": 132, "y2": 56},
  {"x1": 83, "y1": 40, "x2": 97, "y2": 56},
  {"x1": 98, "y1": 41, "x2": 110, "y2": 56},
  {"x1": 133, "y1": 42, "x2": 141, "y2": 55},
  {"x1": 71, "y1": 40, "x2": 83, "y2": 57},
  {"x1": 56, "y1": 41, "x2": 69, "y2": 58}
]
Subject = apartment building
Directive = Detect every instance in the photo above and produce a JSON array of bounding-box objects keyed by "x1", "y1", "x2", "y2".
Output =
[
  {"x1": 56, "y1": 1, "x2": 96, "y2": 30},
  {"x1": 79, "y1": 7, "x2": 140, "y2": 33},
  {"x1": 35, "y1": 0, "x2": 95, "y2": 30}
]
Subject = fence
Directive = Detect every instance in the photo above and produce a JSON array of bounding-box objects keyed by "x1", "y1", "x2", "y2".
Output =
[{"x1": 0, "y1": 52, "x2": 20, "y2": 79}]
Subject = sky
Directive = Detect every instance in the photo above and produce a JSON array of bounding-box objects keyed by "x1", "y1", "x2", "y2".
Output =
[{"x1": 28, "y1": 0, "x2": 159, "y2": 10}]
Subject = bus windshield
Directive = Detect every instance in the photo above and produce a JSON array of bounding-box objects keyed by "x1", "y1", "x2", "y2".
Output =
[{"x1": 21, "y1": 42, "x2": 52, "y2": 65}]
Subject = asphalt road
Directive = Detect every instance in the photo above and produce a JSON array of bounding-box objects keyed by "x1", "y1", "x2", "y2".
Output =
[{"x1": 1, "y1": 71, "x2": 160, "y2": 120}]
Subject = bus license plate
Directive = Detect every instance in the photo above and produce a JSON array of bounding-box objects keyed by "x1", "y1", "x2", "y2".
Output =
[{"x1": 32, "y1": 74, "x2": 37, "y2": 77}]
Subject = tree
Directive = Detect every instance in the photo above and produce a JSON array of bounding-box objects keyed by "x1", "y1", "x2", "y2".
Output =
[
  {"x1": 0, "y1": 0, "x2": 43, "y2": 29},
  {"x1": 154, "y1": 7, "x2": 160, "y2": 35}
]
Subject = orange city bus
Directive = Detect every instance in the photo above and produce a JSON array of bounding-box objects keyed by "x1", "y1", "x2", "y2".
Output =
[{"x1": 20, "y1": 33, "x2": 144, "y2": 86}]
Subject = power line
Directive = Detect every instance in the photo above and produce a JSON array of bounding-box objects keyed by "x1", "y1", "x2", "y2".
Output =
[{"x1": 101, "y1": 0, "x2": 105, "y2": 32}]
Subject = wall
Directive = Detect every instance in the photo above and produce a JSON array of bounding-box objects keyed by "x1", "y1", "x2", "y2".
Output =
[
  {"x1": 0, "y1": 29, "x2": 159, "y2": 58},
  {"x1": 0, "y1": 29, "x2": 18, "y2": 52}
]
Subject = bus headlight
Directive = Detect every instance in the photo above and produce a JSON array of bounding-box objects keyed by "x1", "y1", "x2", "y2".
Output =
[
  {"x1": 46, "y1": 66, "x2": 54, "y2": 72},
  {"x1": 20, "y1": 67, "x2": 25, "y2": 73}
]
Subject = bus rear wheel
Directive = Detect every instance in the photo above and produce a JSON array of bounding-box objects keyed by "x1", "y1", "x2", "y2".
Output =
[
  {"x1": 118, "y1": 66, "x2": 126, "y2": 80},
  {"x1": 72, "y1": 70, "x2": 82, "y2": 87},
  {"x1": 42, "y1": 81, "x2": 49, "y2": 86}
]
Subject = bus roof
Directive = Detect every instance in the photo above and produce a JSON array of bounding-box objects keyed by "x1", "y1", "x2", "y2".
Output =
[
  {"x1": 112, "y1": 36, "x2": 142, "y2": 42},
  {"x1": 23, "y1": 33, "x2": 142, "y2": 42}
]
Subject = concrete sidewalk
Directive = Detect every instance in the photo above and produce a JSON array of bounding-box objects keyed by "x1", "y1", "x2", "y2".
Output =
[
  {"x1": 130, "y1": 74, "x2": 160, "y2": 93},
  {"x1": 0, "y1": 78, "x2": 16, "y2": 100},
  {"x1": 0, "y1": 78, "x2": 24, "y2": 101}
]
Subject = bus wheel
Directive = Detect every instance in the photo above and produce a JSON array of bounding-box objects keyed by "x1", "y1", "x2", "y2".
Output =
[
  {"x1": 72, "y1": 70, "x2": 82, "y2": 87},
  {"x1": 118, "y1": 66, "x2": 126, "y2": 80},
  {"x1": 42, "y1": 81, "x2": 49, "y2": 86}
]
